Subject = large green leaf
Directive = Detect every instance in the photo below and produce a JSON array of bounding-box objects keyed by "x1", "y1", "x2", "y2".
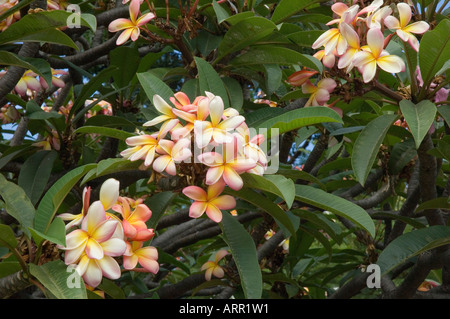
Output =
[
  {"x1": 137, "y1": 72, "x2": 174, "y2": 104},
  {"x1": 271, "y1": 0, "x2": 324, "y2": 24},
  {"x1": 194, "y1": 57, "x2": 230, "y2": 108},
  {"x1": 240, "y1": 173, "x2": 295, "y2": 209},
  {"x1": 254, "y1": 106, "x2": 343, "y2": 138},
  {"x1": 110, "y1": 46, "x2": 140, "y2": 89},
  {"x1": 230, "y1": 46, "x2": 323, "y2": 72},
  {"x1": 377, "y1": 226, "x2": 450, "y2": 275},
  {"x1": 0, "y1": 10, "x2": 93, "y2": 48},
  {"x1": 0, "y1": 174, "x2": 35, "y2": 237},
  {"x1": 146, "y1": 191, "x2": 177, "y2": 230},
  {"x1": 220, "y1": 212, "x2": 262, "y2": 299},
  {"x1": 0, "y1": 51, "x2": 51, "y2": 85},
  {"x1": 0, "y1": 224, "x2": 18, "y2": 249},
  {"x1": 34, "y1": 164, "x2": 96, "y2": 233},
  {"x1": 214, "y1": 16, "x2": 277, "y2": 64},
  {"x1": 418, "y1": 19, "x2": 450, "y2": 89},
  {"x1": 29, "y1": 217, "x2": 66, "y2": 247},
  {"x1": 29, "y1": 260, "x2": 87, "y2": 299},
  {"x1": 399, "y1": 100, "x2": 437, "y2": 149},
  {"x1": 18, "y1": 150, "x2": 58, "y2": 205},
  {"x1": 74, "y1": 126, "x2": 134, "y2": 141},
  {"x1": 351, "y1": 114, "x2": 398, "y2": 185},
  {"x1": 295, "y1": 185, "x2": 376, "y2": 237}
]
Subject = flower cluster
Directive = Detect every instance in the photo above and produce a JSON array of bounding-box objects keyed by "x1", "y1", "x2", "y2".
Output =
[
  {"x1": 58, "y1": 178, "x2": 158, "y2": 288},
  {"x1": 0, "y1": 0, "x2": 20, "y2": 31},
  {"x1": 121, "y1": 91, "x2": 268, "y2": 223},
  {"x1": 290, "y1": 0, "x2": 430, "y2": 107}
]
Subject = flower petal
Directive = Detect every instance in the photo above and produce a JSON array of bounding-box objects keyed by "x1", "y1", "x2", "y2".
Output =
[
  {"x1": 123, "y1": 254, "x2": 139, "y2": 270},
  {"x1": 92, "y1": 219, "x2": 118, "y2": 243},
  {"x1": 136, "y1": 12, "x2": 155, "y2": 26},
  {"x1": 86, "y1": 238, "x2": 104, "y2": 260},
  {"x1": 82, "y1": 259, "x2": 103, "y2": 288},
  {"x1": 208, "y1": 95, "x2": 224, "y2": 126},
  {"x1": 183, "y1": 186, "x2": 208, "y2": 201},
  {"x1": 198, "y1": 152, "x2": 223, "y2": 166},
  {"x1": 205, "y1": 166, "x2": 225, "y2": 185},
  {"x1": 153, "y1": 94, "x2": 173, "y2": 116},
  {"x1": 108, "y1": 18, "x2": 133, "y2": 32},
  {"x1": 397, "y1": 2, "x2": 412, "y2": 28},
  {"x1": 152, "y1": 155, "x2": 171, "y2": 173},
  {"x1": 138, "y1": 256, "x2": 159, "y2": 274},
  {"x1": 222, "y1": 166, "x2": 243, "y2": 190},
  {"x1": 116, "y1": 28, "x2": 133, "y2": 45},
  {"x1": 210, "y1": 195, "x2": 236, "y2": 210},
  {"x1": 384, "y1": 15, "x2": 400, "y2": 30},
  {"x1": 205, "y1": 204, "x2": 223, "y2": 222},
  {"x1": 404, "y1": 21, "x2": 429, "y2": 35},
  {"x1": 100, "y1": 238, "x2": 127, "y2": 257},
  {"x1": 376, "y1": 54, "x2": 405, "y2": 73},
  {"x1": 84, "y1": 201, "x2": 106, "y2": 234},
  {"x1": 98, "y1": 255, "x2": 121, "y2": 280},
  {"x1": 99, "y1": 178, "x2": 120, "y2": 210},
  {"x1": 367, "y1": 27, "x2": 384, "y2": 58},
  {"x1": 189, "y1": 201, "x2": 208, "y2": 219}
]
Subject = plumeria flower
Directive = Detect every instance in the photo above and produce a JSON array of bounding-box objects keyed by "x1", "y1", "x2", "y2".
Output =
[
  {"x1": 201, "y1": 250, "x2": 229, "y2": 281},
  {"x1": 182, "y1": 180, "x2": 236, "y2": 223},
  {"x1": 302, "y1": 78, "x2": 337, "y2": 107},
  {"x1": 14, "y1": 70, "x2": 41, "y2": 96},
  {"x1": 113, "y1": 197, "x2": 154, "y2": 241},
  {"x1": 338, "y1": 22, "x2": 361, "y2": 72},
  {"x1": 99, "y1": 178, "x2": 120, "y2": 211},
  {"x1": 60, "y1": 201, "x2": 127, "y2": 265},
  {"x1": 352, "y1": 27, "x2": 406, "y2": 83},
  {"x1": 153, "y1": 138, "x2": 192, "y2": 176},
  {"x1": 108, "y1": 0, "x2": 156, "y2": 45},
  {"x1": 197, "y1": 144, "x2": 257, "y2": 191},
  {"x1": 313, "y1": 49, "x2": 336, "y2": 69},
  {"x1": 120, "y1": 134, "x2": 159, "y2": 167},
  {"x1": 365, "y1": 6, "x2": 392, "y2": 29},
  {"x1": 0, "y1": 104, "x2": 20, "y2": 124},
  {"x1": 58, "y1": 187, "x2": 91, "y2": 230},
  {"x1": 123, "y1": 241, "x2": 159, "y2": 273},
  {"x1": 384, "y1": 3, "x2": 429, "y2": 51},
  {"x1": 171, "y1": 95, "x2": 210, "y2": 140},
  {"x1": 312, "y1": 4, "x2": 359, "y2": 55},
  {"x1": 40, "y1": 69, "x2": 68, "y2": 90},
  {"x1": 76, "y1": 253, "x2": 123, "y2": 288},
  {"x1": 287, "y1": 69, "x2": 318, "y2": 87},
  {"x1": 143, "y1": 94, "x2": 180, "y2": 139},
  {"x1": 193, "y1": 94, "x2": 245, "y2": 148}
]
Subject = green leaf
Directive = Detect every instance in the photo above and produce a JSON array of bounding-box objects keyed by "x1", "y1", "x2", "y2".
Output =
[
  {"x1": 0, "y1": 174, "x2": 35, "y2": 237},
  {"x1": 400, "y1": 99, "x2": 437, "y2": 149},
  {"x1": 254, "y1": 106, "x2": 343, "y2": 139},
  {"x1": 295, "y1": 184, "x2": 376, "y2": 237},
  {"x1": 418, "y1": 19, "x2": 450, "y2": 89},
  {"x1": 212, "y1": 0, "x2": 230, "y2": 23},
  {"x1": 29, "y1": 217, "x2": 66, "y2": 247},
  {"x1": 0, "y1": 262, "x2": 22, "y2": 279},
  {"x1": 110, "y1": 46, "x2": 140, "y2": 89},
  {"x1": 287, "y1": 30, "x2": 325, "y2": 47},
  {"x1": 230, "y1": 46, "x2": 323, "y2": 72},
  {"x1": 29, "y1": 260, "x2": 87, "y2": 299},
  {"x1": 240, "y1": 173, "x2": 295, "y2": 209},
  {"x1": 0, "y1": 51, "x2": 50, "y2": 82},
  {"x1": 146, "y1": 191, "x2": 177, "y2": 230},
  {"x1": 264, "y1": 64, "x2": 282, "y2": 96},
  {"x1": 377, "y1": 226, "x2": 450, "y2": 275},
  {"x1": 351, "y1": 114, "x2": 398, "y2": 185},
  {"x1": 74, "y1": 126, "x2": 134, "y2": 141},
  {"x1": 34, "y1": 164, "x2": 96, "y2": 233},
  {"x1": 388, "y1": 138, "x2": 417, "y2": 175},
  {"x1": 137, "y1": 71, "x2": 174, "y2": 104},
  {"x1": 415, "y1": 197, "x2": 450, "y2": 213},
  {"x1": 18, "y1": 150, "x2": 58, "y2": 205},
  {"x1": 214, "y1": 16, "x2": 277, "y2": 64},
  {"x1": 271, "y1": 0, "x2": 324, "y2": 24},
  {"x1": 0, "y1": 224, "x2": 18, "y2": 249},
  {"x1": 225, "y1": 188, "x2": 296, "y2": 236},
  {"x1": 222, "y1": 77, "x2": 244, "y2": 111},
  {"x1": 0, "y1": 10, "x2": 92, "y2": 48},
  {"x1": 220, "y1": 212, "x2": 262, "y2": 299},
  {"x1": 194, "y1": 57, "x2": 229, "y2": 108}
]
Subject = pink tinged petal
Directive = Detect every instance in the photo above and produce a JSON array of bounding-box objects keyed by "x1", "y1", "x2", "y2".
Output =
[
  {"x1": 396, "y1": 29, "x2": 410, "y2": 42},
  {"x1": 312, "y1": 28, "x2": 337, "y2": 49},
  {"x1": 302, "y1": 80, "x2": 317, "y2": 94},
  {"x1": 172, "y1": 138, "x2": 192, "y2": 160},
  {"x1": 126, "y1": 135, "x2": 157, "y2": 146},
  {"x1": 206, "y1": 179, "x2": 226, "y2": 199},
  {"x1": 318, "y1": 78, "x2": 337, "y2": 92},
  {"x1": 205, "y1": 204, "x2": 223, "y2": 222},
  {"x1": 130, "y1": 27, "x2": 140, "y2": 42},
  {"x1": 340, "y1": 22, "x2": 359, "y2": 49},
  {"x1": 98, "y1": 256, "x2": 122, "y2": 280},
  {"x1": 158, "y1": 118, "x2": 180, "y2": 139},
  {"x1": 183, "y1": 186, "x2": 208, "y2": 201},
  {"x1": 76, "y1": 255, "x2": 89, "y2": 277},
  {"x1": 336, "y1": 34, "x2": 348, "y2": 56},
  {"x1": 85, "y1": 238, "x2": 104, "y2": 260},
  {"x1": 158, "y1": 139, "x2": 174, "y2": 154},
  {"x1": 52, "y1": 77, "x2": 65, "y2": 88},
  {"x1": 92, "y1": 219, "x2": 119, "y2": 243},
  {"x1": 164, "y1": 159, "x2": 176, "y2": 175},
  {"x1": 338, "y1": 48, "x2": 357, "y2": 69},
  {"x1": 116, "y1": 28, "x2": 133, "y2": 45},
  {"x1": 129, "y1": 0, "x2": 141, "y2": 24},
  {"x1": 196, "y1": 97, "x2": 210, "y2": 121},
  {"x1": 222, "y1": 166, "x2": 243, "y2": 191},
  {"x1": 130, "y1": 204, "x2": 152, "y2": 223},
  {"x1": 383, "y1": 15, "x2": 400, "y2": 30},
  {"x1": 137, "y1": 246, "x2": 158, "y2": 260},
  {"x1": 212, "y1": 129, "x2": 232, "y2": 145},
  {"x1": 65, "y1": 229, "x2": 88, "y2": 249},
  {"x1": 376, "y1": 55, "x2": 406, "y2": 73},
  {"x1": 123, "y1": 254, "x2": 139, "y2": 270},
  {"x1": 331, "y1": 2, "x2": 349, "y2": 16},
  {"x1": 404, "y1": 21, "x2": 429, "y2": 34},
  {"x1": 324, "y1": 32, "x2": 339, "y2": 56},
  {"x1": 313, "y1": 88, "x2": 331, "y2": 105},
  {"x1": 201, "y1": 261, "x2": 216, "y2": 271},
  {"x1": 352, "y1": 50, "x2": 375, "y2": 68},
  {"x1": 173, "y1": 91, "x2": 190, "y2": 106},
  {"x1": 82, "y1": 259, "x2": 103, "y2": 288},
  {"x1": 64, "y1": 242, "x2": 87, "y2": 265},
  {"x1": 212, "y1": 266, "x2": 224, "y2": 279},
  {"x1": 108, "y1": 18, "x2": 134, "y2": 32},
  {"x1": 153, "y1": 94, "x2": 173, "y2": 116},
  {"x1": 367, "y1": 27, "x2": 384, "y2": 58},
  {"x1": 14, "y1": 80, "x2": 27, "y2": 95},
  {"x1": 136, "y1": 12, "x2": 155, "y2": 26},
  {"x1": 122, "y1": 219, "x2": 138, "y2": 239},
  {"x1": 99, "y1": 178, "x2": 119, "y2": 210},
  {"x1": 144, "y1": 147, "x2": 156, "y2": 166},
  {"x1": 361, "y1": 60, "x2": 378, "y2": 83},
  {"x1": 189, "y1": 201, "x2": 208, "y2": 219},
  {"x1": 209, "y1": 95, "x2": 224, "y2": 126},
  {"x1": 228, "y1": 158, "x2": 257, "y2": 173},
  {"x1": 407, "y1": 34, "x2": 420, "y2": 52},
  {"x1": 397, "y1": 3, "x2": 412, "y2": 28},
  {"x1": 143, "y1": 114, "x2": 171, "y2": 127},
  {"x1": 204, "y1": 267, "x2": 214, "y2": 281},
  {"x1": 152, "y1": 155, "x2": 172, "y2": 173},
  {"x1": 210, "y1": 195, "x2": 236, "y2": 210},
  {"x1": 172, "y1": 108, "x2": 196, "y2": 123},
  {"x1": 215, "y1": 250, "x2": 229, "y2": 262},
  {"x1": 198, "y1": 152, "x2": 223, "y2": 166},
  {"x1": 100, "y1": 238, "x2": 127, "y2": 257},
  {"x1": 205, "y1": 166, "x2": 225, "y2": 185},
  {"x1": 84, "y1": 201, "x2": 106, "y2": 234},
  {"x1": 134, "y1": 229, "x2": 154, "y2": 241},
  {"x1": 138, "y1": 256, "x2": 159, "y2": 274}
]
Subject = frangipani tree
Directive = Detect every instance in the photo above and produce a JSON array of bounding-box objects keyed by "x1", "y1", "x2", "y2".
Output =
[{"x1": 0, "y1": 0, "x2": 448, "y2": 300}]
